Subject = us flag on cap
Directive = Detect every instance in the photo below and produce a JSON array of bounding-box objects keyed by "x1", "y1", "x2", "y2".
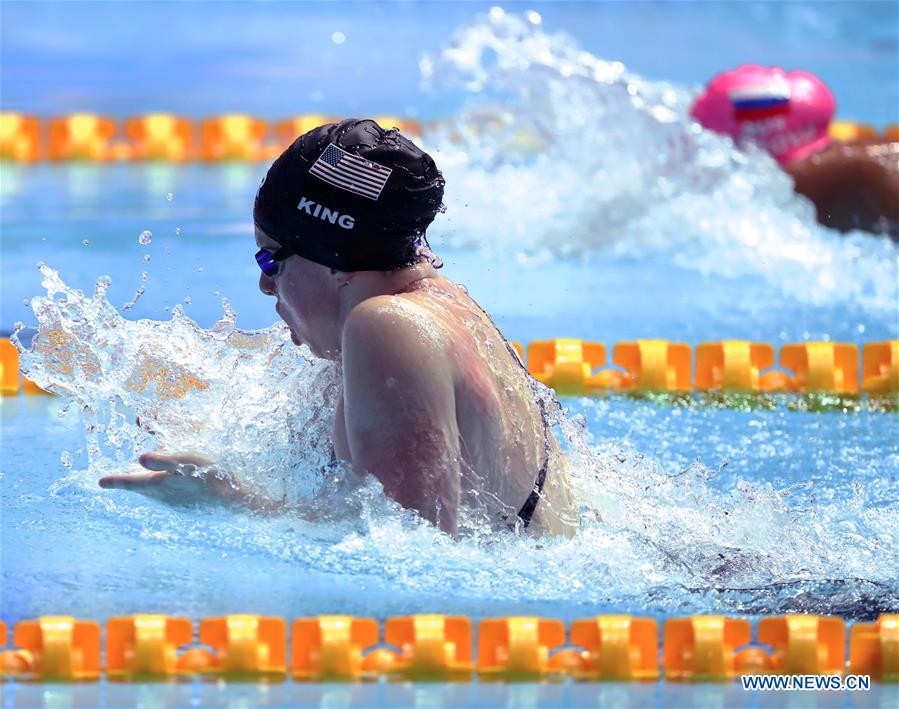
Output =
[{"x1": 309, "y1": 143, "x2": 393, "y2": 201}]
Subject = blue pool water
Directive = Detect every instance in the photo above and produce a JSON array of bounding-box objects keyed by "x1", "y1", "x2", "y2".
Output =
[{"x1": 2, "y1": 7, "x2": 898, "y2": 639}]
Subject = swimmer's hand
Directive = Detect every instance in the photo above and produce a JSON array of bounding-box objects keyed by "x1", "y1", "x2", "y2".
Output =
[{"x1": 98, "y1": 452, "x2": 260, "y2": 510}]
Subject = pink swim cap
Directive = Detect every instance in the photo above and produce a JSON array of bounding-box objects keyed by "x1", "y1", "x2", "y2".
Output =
[{"x1": 691, "y1": 64, "x2": 836, "y2": 165}]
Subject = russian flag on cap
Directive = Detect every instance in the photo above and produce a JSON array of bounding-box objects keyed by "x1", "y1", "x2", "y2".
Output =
[{"x1": 729, "y1": 77, "x2": 791, "y2": 122}]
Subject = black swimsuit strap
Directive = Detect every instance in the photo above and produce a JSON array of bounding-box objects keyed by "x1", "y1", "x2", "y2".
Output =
[
  {"x1": 461, "y1": 295, "x2": 555, "y2": 530},
  {"x1": 492, "y1": 334, "x2": 553, "y2": 528},
  {"x1": 515, "y1": 398, "x2": 551, "y2": 528}
]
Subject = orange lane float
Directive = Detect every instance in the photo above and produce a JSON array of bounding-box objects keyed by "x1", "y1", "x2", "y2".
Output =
[
  {"x1": 849, "y1": 614, "x2": 898, "y2": 682},
  {"x1": 527, "y1": 339, "x2": 607, "y2": 395},
  {"x1": 1, "y1": 338, "x2": 50, "y2": 395},
  {"x1": 828, "y1": 120, "x2": 878, "y2": 143},
  {"x1": 611, "y1": 340, "x2": 692, "y2": 392},
  {"x1": 756, "y1": 615, "x2": 846, "y2": 675},
  {"x1": 382, "y1": 615, "x2": 472, "y2": 679},
  {"x1": 695, "y1": 341, "x2": 775, "y2": 392},
  {"x1": 0, "y1": 614, "x2": 896, "y2": 683},
  {"x1": 476, "y1": 617, "x2": 566, "y2": 679},
  {"x1": 200, "y1": 115, "x2": 268, "y2": 161},
  {"x1": 767, "y1": 342, "x2": 859, "y2": 394},
  {"x1": 184, "y1": 615, "x2": 286, "y2": 678},
  {"x1": 273, "y1": 114, "x2": 341, "y2": 156},
  {"x1": 663, "y1": 616, "x2": 751, "y2": 681},
  {"x1": 570, "y1": 615, "x2": 659, "y2": 681},
  {"x1": 3, "y1": 336, "x2": 895, "y2": 397},
  {"x1": 4, "y1": 616, "x2": 101, "y2": 681},
  {"x1": 370, "y1": 115, "x2": 422, "y2": 137},
  {"x1": 0, "y1": 113, "x2": 42, "y2": 161},
  {"x1": 105, "y1": 615, "x2": 193, "y2": 679},
  {"x1": 48, "y1": 114, "x2": 118, "y2": 161},
  {"x1": 124, "y1": 114, "x2": 194, "y2": 161},
  {"x1": 0, "y1": 338, "x2": 19, "y2": 395},
  {"x1": 292, "y1": 616, "x2": 378, "y2": 680},
  {"x1": 862, "y1": 340, "x2": 899, "y2": 395}
]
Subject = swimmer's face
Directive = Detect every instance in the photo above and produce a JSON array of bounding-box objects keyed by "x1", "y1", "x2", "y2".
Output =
[{"x1": 255, "y1": 226, "x2": 342, "y2": 360}]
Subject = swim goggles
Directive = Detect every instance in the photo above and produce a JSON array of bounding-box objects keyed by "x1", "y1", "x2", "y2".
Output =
[{"x1": 255, "y1": 247, "x2": 292, "y2": 277}]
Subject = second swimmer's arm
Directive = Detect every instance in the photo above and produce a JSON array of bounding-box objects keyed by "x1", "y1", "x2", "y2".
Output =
[{"x1": 341, "y1": 299, "x2": 462, "y2": 537}]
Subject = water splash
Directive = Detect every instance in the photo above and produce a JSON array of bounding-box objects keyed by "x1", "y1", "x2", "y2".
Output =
[
  {"x1": 13, "y1": 265, "x2": 897, "y2": 618},
  {"x1": 420, "y1": 10, "x2": 897, "y2": 313},
  {"x1": 18, "y1": 264, "x2": 340, "y2": 504}
]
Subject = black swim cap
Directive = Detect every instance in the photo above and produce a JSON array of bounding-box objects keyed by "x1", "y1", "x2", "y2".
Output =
[{"x1": 254, "y1": 118, "x2": 445, "y2": 272}]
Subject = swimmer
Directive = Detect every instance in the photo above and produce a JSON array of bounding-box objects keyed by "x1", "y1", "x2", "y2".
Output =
[
  {"x1": 691, "y1": 65, "x2": 898, "y2": 239},
  {"x1": 100, "y1": 119, "x2": 578, "y2": 537}
]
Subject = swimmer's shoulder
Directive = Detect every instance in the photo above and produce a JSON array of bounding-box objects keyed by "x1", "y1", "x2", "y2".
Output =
[{"x1": 342, "y1": 295, "x2": 449, "y2": 361}]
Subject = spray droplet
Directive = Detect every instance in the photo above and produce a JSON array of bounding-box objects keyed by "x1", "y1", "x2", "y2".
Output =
[
  {"x1": 197, "y1": 266, "x2": 204, "y2": 273},
  {"x1": 526, "y1": 10, "x2": 542, "y2": 25},
  {"x1": 331, "y1": 31, "x2": 346, "y2": 45},
  {"x1": 184, "y1": 296, "x2": 192, "y2": 305},
  {"x1": 175, "y1": 227, "x2": 182, "y2": 236},
  {"x1": 121, "y1": 287, "x2": 145, "y2": 311},
  {"x1": 143, "y1": 254, "x2": 151, "y2": 262},
  {"x1": 61, "y1": 451, "x2": 73, "y2": 469},
  {"x1": 166, "y1": 192, "x2": 174, "y2": 202},
  {"x1": 22, "y1": 299, "x2": 30, "y2": 306},
  {"x1": 82, "y1": 239, "x2": 90, "y2": 246},
  {"x1": 138, "y1": 230, "x2": 153, "y2": 245}
]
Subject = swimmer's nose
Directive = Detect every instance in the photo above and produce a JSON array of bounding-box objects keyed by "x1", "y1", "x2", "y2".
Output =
[{"x1": 259, "y1": 272, "x2": 276, "y2": 296}]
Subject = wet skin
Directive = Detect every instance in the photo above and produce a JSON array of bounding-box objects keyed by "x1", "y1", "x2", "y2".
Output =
[
  {"x1": 100, "y1": 228, "x2": 577, "y2": 538},
  {"x1": 786, "y1": 141, "x2": 899, "y2": 239}
]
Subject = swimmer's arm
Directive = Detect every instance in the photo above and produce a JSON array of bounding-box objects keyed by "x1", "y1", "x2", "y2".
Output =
[
  {"x1": 98, "y1": 452, "x2": 286, "y2": 514},
  {"x1": 342, "y1": 301, "x2": 462, "y2": 537}
]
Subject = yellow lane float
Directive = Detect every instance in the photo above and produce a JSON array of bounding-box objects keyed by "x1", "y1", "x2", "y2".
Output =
[
  {"x1": 4, "y1": 337, "x2": 896, "y2": 397},
  {"x1": 183, "y1": 615, "x2": 287, "y2": 678},
  {"x1": 695, "y1": 341, "x2": 775, "y2": 392},
  {"x1": 527, "y1": 339, "x2": 607, "y2": 395},
  {"x1": 105, "y1": 615, "x2": 193, "y2": 679},
  {"x1": 200, "y1": 115, "x2": 268, "y2": 161},
  {"x1": 612, "y1": 340, "x2": 692, "y2": 392},
  {"x1": 476, "y1": 616, "x2": 565, "y2": 679},
  {"x1": 49, "y1": 114, "x2": 118, "y2": 162},
  {"x1": 124, "y1": 114, "x2": 193, "y2": 161},
  {"x1": 828, "y1": 120, "x2": 878, "y2": 142},
  {"x1": 663, "y1": 616, "x2": 751, "y2": 681},
  {"x1": 0, "y1": 614, "x2": 896, "y2": 682},
  {"x1": 291, "y1": 616, "x2": 378, "y2": 680},
  {"x1": 382, "y1": 615, "x2": 472, "y2": 679},
  {"x1": 756, "y1": 615, "x2": 845, "y2": 675},
  {"x1": 774, "y1": 342, "x2": 858, "y2": 393},
  {"x1": 570, "y1": 615, "x2": 659, "y2": 681},
  {"x1": 862, "y1": 340, "x2": 899, "y2": 394},
  {"x1": 850, "y1": 614, "x2": 898, "y2": 682},
  {"x1": 2, "y1": 616, "x2": 100, "y2": 681},
  {"x1": 0, "y1": 112, "x2": 42, "y2": 161}
]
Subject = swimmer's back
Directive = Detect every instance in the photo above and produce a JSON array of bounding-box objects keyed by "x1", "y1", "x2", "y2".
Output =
[{"x1": 372, "y1": 276, "x2": 578, "y2": 536}]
